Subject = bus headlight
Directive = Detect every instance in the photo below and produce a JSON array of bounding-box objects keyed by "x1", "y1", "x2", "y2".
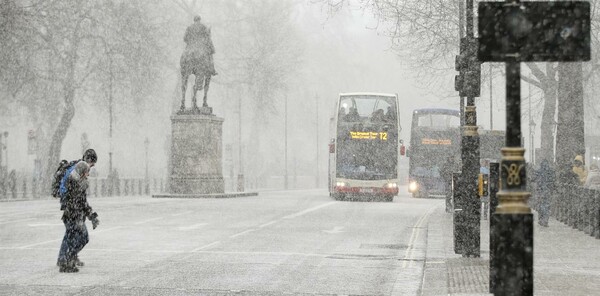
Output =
[
  {"x1": 385, "y1": 183, "x2": 398, "y2": 189},
  {"x1": 408, "y1": 181, "x2": 418, "y2": 192},
  {"x1": 335, "y1": 181, "x2": 347, "y2": 187}
]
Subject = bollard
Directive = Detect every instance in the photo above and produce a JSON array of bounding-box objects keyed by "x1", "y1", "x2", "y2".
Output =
[
  {"x1": 453, "y1": 173, "x2": 465, "y2": 255},
  {"x1": 575, "y1": 187, "x2": 585, "y2": 231},
  {"x1": 116, "y1": 179, "x2": 121, "y2": 196},
  {"x1": 595, "y1": 191, "x2": 600, "y2": 239},
  {"x1": 101, "y1": 179, "x2": 106, "y2": 197},
  {"x1": 32, "y1": 179, "x2": 37, "y2": 199},
  {"x1": 489, "y1": 162, "x2": 499, "y2": 293},
  {"x1": 584, "y1": 188, "x2": 591, "y2": 235},
  {"x1": 22, "y1": 179, "x2": 27, "y2": 199}
]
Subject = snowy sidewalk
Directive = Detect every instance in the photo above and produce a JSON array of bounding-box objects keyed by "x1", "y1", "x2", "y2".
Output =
[{"x1": 421, "y1": 207, "x2": 600, "y2": 295}]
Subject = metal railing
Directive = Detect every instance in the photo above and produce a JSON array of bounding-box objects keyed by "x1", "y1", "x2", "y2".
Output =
[
  {"x1": 0, "y1": 177, "x2": 166, "y2": 201},
  {"x1": 530, "y1": 180, "x2": 599, "y2": 239}
]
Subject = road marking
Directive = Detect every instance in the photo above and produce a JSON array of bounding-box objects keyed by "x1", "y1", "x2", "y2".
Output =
[
  {"x1": 229, "y1": 229, "x2": 256, "y2": 238},
  {"x1": 93, "y1": 226, "x2": 125, "y2": 234},
  {"x1": 322, "y1": 226, "x2": 345, "y2": 234},
  {"x1": 258, "y1": 220, "x2": 278, "y2": 228},
  {"x1": 0, "y1": 247, "x2": 335, "y2": 258},
  {"x1": 191, "y1": 250, "x2": 331, "y2": 258},
  {"x1": 191, "y1": 241, "x2": 220, "y2": 252},
  {"x1": 282, "y1": 201, "x2": 336, "y2": 219},
  {"x1": 178, "y1": 223, "x2": 208, "y2": 231},
  {"x1": 28, "y1": 223, "x2": 63, "y2": 227},
  {"x1": 0, "y1": 218, "x2": 36, "y2": 225},
  {"x1": 402, "y1": 207, "x2": 436, "y2": 268},
  {"x1": 17, "y1": 226, "x2": 123, "y2": 249},
  {"x1": 171, "y1": 211, "x2": 193, "y2": 217},
  {"x1": 133, "y1": 217, "x2": 164, "y2": 225},
  {"x1": 84, "y1": 247, "x2": 183, "y2": 253}
]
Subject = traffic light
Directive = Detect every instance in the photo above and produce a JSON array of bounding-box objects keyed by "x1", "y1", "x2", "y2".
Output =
[
  {"x1": 455, "y1": 38, "x2": 468, "y2": 94},
  {"x1": 465, "y1": 38, "x2": 481, "y2": 98},
  {"x1": 455, "y1": 37, "x2": 481, "y2": 98},
  {"x1": 478, "y1": 173, "x2": 489, "y2": 197}
]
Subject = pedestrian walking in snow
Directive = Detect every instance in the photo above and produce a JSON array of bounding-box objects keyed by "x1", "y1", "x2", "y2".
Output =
[
  {"x1": 57, "y1": 161, "x2": 99, "y2": 273},
  {"x1": 56, "y1": 149, "x2": 97, "y2": 268},
  {"x1": 536, "y1": 159, "x2": 555, "y2": 227}
]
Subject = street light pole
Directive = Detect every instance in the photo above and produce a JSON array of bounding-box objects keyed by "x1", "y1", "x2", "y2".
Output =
[
  {"x1": 237, "y1": 91, "x2": 244, "y2": 192},
  {"x1": 284, "y1": 94, "x2": 288, "y2": 190},
  {"x1": 108, "y1": 59, "x2": 114, "y2": 176},
  {"x1": 144, "y1": 137, "x2": 149, "y2": 180},
  {"x1": 461, "y1": 0, "x2": 481, "y2": 258},
  {"x1": 478, "y1": 1, "x2": 590, "y2": 290},
  {"x1": 0, "y1": 133, "x2": 3, "y2": 171},
  {"x1": 490, "y1": 64, "x2": 493, "y2": 130},
  {"x1": 3, "y1": 131, "x2": 7, "y2": 171},
  {"x1": 315, "y1": 93, "x2": 320, "y2": 189},
  {"x1": 144, "y1": 137, "x2": 149, "y2": 195}
]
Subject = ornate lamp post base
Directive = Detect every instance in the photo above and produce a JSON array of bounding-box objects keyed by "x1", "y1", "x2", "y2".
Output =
[{"x1": 491, "y1": 213, "x2": 534, "y2": 294}]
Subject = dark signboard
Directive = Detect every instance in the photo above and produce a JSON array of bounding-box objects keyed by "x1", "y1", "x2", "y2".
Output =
[{"x1": 478, "y1": 1, "x2": 590, "y2": 62}]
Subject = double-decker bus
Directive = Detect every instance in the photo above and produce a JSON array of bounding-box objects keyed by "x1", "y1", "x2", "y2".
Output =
[
  {"x1": 328, "y1": 92, "x2": 401, "y2": 202},
  {"x1": 408, "y1": 108, "x2": 461, "y2": 198}
]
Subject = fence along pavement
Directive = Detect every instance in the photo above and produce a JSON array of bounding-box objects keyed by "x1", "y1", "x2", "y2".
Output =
[{"x1": 0, "y1": 176, "x2": 166, "y2": 201}]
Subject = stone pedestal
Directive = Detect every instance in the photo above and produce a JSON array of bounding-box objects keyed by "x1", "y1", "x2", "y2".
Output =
[{"x1": 169, "y1": 114, "x2": 224, "y2": 194}]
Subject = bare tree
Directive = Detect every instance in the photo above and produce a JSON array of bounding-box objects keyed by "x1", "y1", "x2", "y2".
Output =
[
  {"x1": 316, "y1": 0, "x2": 459, "y2": 82},
  {"x1": 0, "y1": 0, "x2": 166, "y2": 191},
  {"x1": 316, "y1": 0, "x2": 600, "y2": 165}
]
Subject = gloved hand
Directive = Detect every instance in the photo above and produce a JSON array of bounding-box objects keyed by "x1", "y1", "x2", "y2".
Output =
[{"x1": 90, "y1": 212, "x2": 100, "y2": 230}]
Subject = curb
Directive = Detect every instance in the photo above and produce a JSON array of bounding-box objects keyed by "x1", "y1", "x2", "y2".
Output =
[{"x1": 152, "y1": 192, "x2": 258, "y2": 199}]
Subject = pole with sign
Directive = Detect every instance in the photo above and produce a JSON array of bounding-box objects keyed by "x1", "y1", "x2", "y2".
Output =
[{"x1": 479, "y1": 1, "x2": 590, "y2": 294}]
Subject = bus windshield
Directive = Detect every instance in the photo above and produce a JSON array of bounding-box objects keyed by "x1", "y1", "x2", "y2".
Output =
[
  {"x1": 409, "y1": 109, "x2": 460, "y2": 178},
  {"x1": 416, "y1": 113, "x2": 460, "y2": 129},
  {"x1": 338, "y1": 95, "x2": 397, "y2": 123}
]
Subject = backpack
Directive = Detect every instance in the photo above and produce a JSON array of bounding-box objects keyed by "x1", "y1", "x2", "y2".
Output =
[{"x1": 51, "y1": 159, "x2": 79, "y2": 198}]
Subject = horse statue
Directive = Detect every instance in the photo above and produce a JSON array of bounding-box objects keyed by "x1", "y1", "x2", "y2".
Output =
[{"x1": 179, "y1": 27, "x2": 216, "y2": 114}]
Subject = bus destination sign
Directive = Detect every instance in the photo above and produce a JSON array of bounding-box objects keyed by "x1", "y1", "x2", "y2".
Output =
[
  {"x1": 421, "y1": 138, "x2": 452, "y2": 145},
  {"x1": 350, "y1": 131, "x2": 388, "y2": 141}
]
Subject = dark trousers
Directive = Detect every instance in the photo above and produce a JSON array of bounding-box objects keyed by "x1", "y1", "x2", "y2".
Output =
[
  {"x1": 538, "y1": 195, "x2": 550, "y2": 225},
  {"x1": 58, "y1": 219, "x2": 89, "y2": 263}
]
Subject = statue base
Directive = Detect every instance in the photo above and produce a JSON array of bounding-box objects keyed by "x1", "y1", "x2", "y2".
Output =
[
  {"x1": 177, "y1": 106, "x2": 213, "y2": 116},
  {"x1": 169, "y1": 113, "x2": 224, "y2": 194}
]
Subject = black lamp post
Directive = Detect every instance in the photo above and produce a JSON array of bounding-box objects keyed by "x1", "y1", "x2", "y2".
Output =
[
  {"x1": 479, "y1": 1, "x2": 590, "y2": 294},
  {"x1": 144, "y1": 137, "x2": 150, "y2": 195},
  {"x1": 2, "y1": 131, "x2": 8, "y2": 171}
]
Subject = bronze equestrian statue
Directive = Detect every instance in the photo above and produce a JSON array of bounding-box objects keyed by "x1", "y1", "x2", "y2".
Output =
[{"x1": 180, "y1": 15, "x2": 217, "y2": 113}]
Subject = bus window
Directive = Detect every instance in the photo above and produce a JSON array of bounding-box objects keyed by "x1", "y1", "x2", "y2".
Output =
[{"x1": 417, "y1": 114, "x2": 460, "y2": 128}]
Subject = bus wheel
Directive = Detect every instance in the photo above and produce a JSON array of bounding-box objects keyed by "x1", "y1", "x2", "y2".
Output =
[
  {"x1": 385, "y1": 195, "x2": 394, "y2": 202},
  {"x1": 333, "y1": 193, "x2": 345, "y2": 201}
]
